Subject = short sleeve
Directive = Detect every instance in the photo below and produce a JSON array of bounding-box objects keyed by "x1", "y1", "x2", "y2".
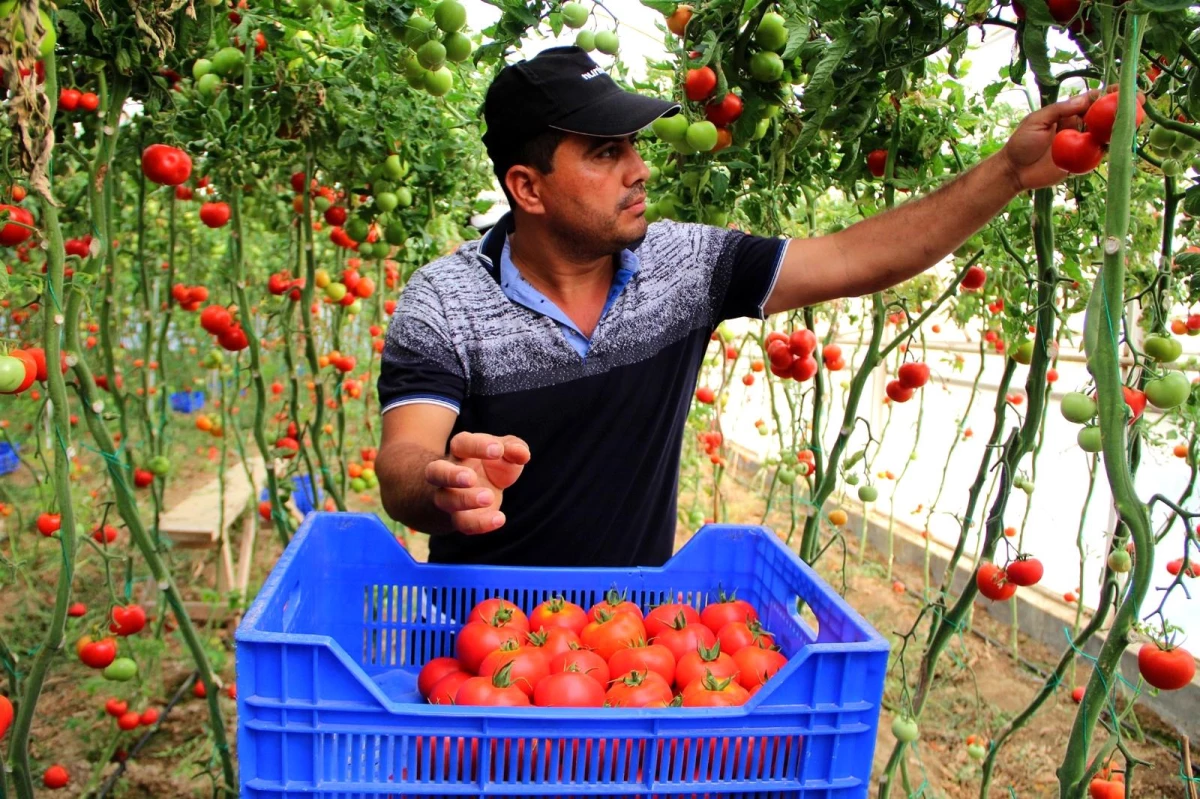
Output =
[
  {"x1": 713, "y1": 230, "x2": 787, "y2": 322},
  {"x1": 377, "y1": 272, "x2": 466, "y2": 416}
]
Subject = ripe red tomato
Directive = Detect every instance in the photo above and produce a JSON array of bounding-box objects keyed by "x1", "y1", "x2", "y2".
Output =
[
  {"x1": 960, "y1": 265, "x2": 987, "y2": 291},
  {"x1": 790, "y1": 355, "x2": 818, "y2": 382},
  {"x1": 478, "y1": 645, "x2": 549, "y2": 698},
  {"x1": 788, "y1": 329, "x2": 817, "y2": 356},
  {"x1": 527, "y1": 626, "x2": 581, "y2": 660},
  {"x1": 1082, "y1": 92, "x2": 1144, "y2": 146},
  {"x1": 716, "y1": 619, "x2": 775, "y2": 655},
  {"x1": 117, "y1": 711, "x2": 141, "y2": 731},
  {"x1": 455, "y1": 672, "x2": 531, "y2": 706},
  {"x1": 1005, "y1": 557, "x2": 1044, "y2": 587},
  {"x1": 104, "y1": 698, "x2": 128, "y2": 717},
  {"x1": 705, "y1": 93, "x2": 743, "y2": 126},
  {"x1": 427, "y1": 670, "x2": 471, "y2": 704},
  {"x1": 652, "y1": 616, "x2": 716, "y2": 663},
  {"x1": 886, "y1": 380, "x2": 915, "y2": 403},
  {"x1": 42, "y1": 765, "x2": 69, "y2": 789},
  {"x1": 1122, "y1": 386, "x2": 1146, "y2": 423},
  {"x1": 1051, "y1": 129, "x2": 1104, "y2": 174},
  {"x1": 675, "y1": 642, "x2": 738, "y2": 690},
  {"x1": 587, "y1": 590, "x2": 643, "y2": 622},
  {"x1": 79, "y1": 637, "x2": 118, "y2": 669},
  {"x1": 140, "y1": 707, "x2": 159, "y2": 725},
  {"x1": 1088, "y1": 778, "x2": 1124, "y2": 799},
  {"x1": 581, "y1": 611, "x2": 646, "y2": 662},
  {"x1": 733, "y1": 645, "x2": 788, "y2": 690},
  {"x1": 79, "y1": 92, "x2": 100, "y2": 112},
  {"x1": 199, "y1": 201, "x2": 231, "y2": 228},
  {"x1": 1137, "y1": 643, "x2": 1195, "y2": 690},
  {"x1": 36, "y1": 512, "x2": 61, "y2": 536},
  {"x1": 141, "y1": 144, "x2": 193, "y2": 186},
  {"x1": 529, "y1": 596, "x2": 587, "y2": 635},
  {"x1": 684, "y1": 67, "x2": 717, "y2": 102},
  {"x1": 200, "y1": 305, "x2": 234, "y2": 335},
  {"x1": 59, "y1": 88, "x2": 81, "y2": 111},
  {"x1": 605, "y1": 669, "x2": 674, "y2": 707},
  {"x1": 533, "y1": 670, "x2": 606, "y2": 707},
  {"x1": 866, "y1": 149, "x2": 888, "y2": 177},
  {"x1": 417, "y1": 657, "x2": 464, "y2": 698},
  {"x1": 453, "y1": 621, "x2": 522, "y2": 673},
  {"x1": 0, "y1": 204, "x2": 34, "y2": 246},
  {"x1": 666, "y1": 4, "x2": 692, "y2": 36},
  {"x1": 110, "y1": 604, "x2": 147, "y2": 636},
  {"x1": 0, "y1": 694, "x2": 12, "y2": 739},
  {"x1": 549, "y1": 648, "x2": 611, "y2": 688},
  {"x1": 608, "y1": 641, "x2": 676, "y2": 686},
  {"x1": 67, "y1": 602, "x2": 87, "y2": 617},
  {"x1": 469, "y1": 598, "x2": 530, "y2": 631},
  {"x1": 324, "y1": 206, "x2": 347, "y2": 226},
  {"x1": 897, "y1": 362, "x2": 930, "y2": 390},
  {"x1": 680, "y1": 673, "x2": 750, "y2": 706},
  {"x1": 695, "y1": 385, "x2": 715, "y2": 404},
  {"x1": 644, "y1": 602, "x2": 701, "y2": 639},
  {"x1": 217, "y1": 326, "x2": 249, "y2": 352},
  {"x1": 976, "y1": 562, "x2": 1017, "y2": 601}
]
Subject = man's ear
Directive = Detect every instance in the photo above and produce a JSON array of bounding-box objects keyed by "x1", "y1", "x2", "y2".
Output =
[{"x1": 505, "y1": 165, "x2": 547, "y2": 216}]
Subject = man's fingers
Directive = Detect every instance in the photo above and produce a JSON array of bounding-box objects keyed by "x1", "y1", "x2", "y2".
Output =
[
  {"x1": 454, "y1": 508, "x2": 506, "y2": 535},
  {"x1": 501, "y1": 436, "x2": 532, "y2": 465},
  {"x1": 425, "y1": 459, "x2": 476, "y2": 489},
  {"x1": 434, "y1": 486, "x2": 495, "y2": 513},
  {"x1": 449, "y1": 431, "x2": 506, "y2": 460},
  {"x1": 1034, "y1": 91, "x2": 1097, "y2": 128}
]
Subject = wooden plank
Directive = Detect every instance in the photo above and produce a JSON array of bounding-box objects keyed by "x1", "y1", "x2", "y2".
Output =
[{"x1": 160, "y1": 457, "x2": 265, "y2": 548}]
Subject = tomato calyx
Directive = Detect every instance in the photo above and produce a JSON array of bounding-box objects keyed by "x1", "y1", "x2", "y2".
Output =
[
  {"x1": 486, "y1": 606, "x2": 519, "y2": 627},
  {"x1": 694, "y1": 639, "x2": 723, "y2": 663},
  {"x1": 693, "y1": 669, "x2": 736, "y2": 693},
  {"x1": 665, "y1": 610, "x2": 692, "y2": 631}
]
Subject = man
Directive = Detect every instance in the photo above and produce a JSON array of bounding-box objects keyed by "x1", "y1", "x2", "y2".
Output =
[{"x1": 376, "y1": 46, "x2": 1096, "y2": 567}]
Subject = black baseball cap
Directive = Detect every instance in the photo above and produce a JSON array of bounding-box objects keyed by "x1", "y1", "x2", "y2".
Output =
[{"x1": 482, "y1": 46, "x2": 680, "y2": 159}]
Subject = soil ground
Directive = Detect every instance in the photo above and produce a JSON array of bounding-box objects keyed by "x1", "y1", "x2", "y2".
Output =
[{"x1": 1, "y1": 457, "x2": 1188, "y2": 798}]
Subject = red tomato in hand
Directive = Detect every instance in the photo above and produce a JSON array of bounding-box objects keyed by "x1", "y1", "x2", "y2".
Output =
[
  {"x1": 1051, "y1": 129, "x2": 1104, "y2": 174},
  {"x1": 478, "y1": 645, "x2": 549, "y2": 698},
  {"x1": 652, "y1": 616, "x2": 716, "y2": 663},
  {"x1": 141, "y1": 144, "x2": 193, "y2": 186},
  {"x1": 417, "y1": 657, "x2": 464, "y2": 698},
  {"x1": 468, "y1": 598, "x2": 530, "y2": 632},
  {"x1": 680, "y1": 673, "x2": 750, "y2": 706},
  {"x1": 453, "y1": 621, "x2": 522, "y2": 674},
  {"x1": 976, "y1": 562, "x2": 1017, "y2": 601},
  {"x1": 529, "y1": 596, "x2": 587, "y2": 635},
  {"x1": 733, "y1": 645, "x2": 788, "y2": 691},
  {"x1": 644, "y1": 603, "x2": 701, "y2": 639},
  {"x1": 675, "y1": 642, "x2": 738, "y2": 690},
  {"x1": 605, "y1": 669, "x2": 674, "y2": 708},
  {"x1": 1082, "y1": 92, "x2": 1144, "y2": 146},
  {"x1": 1137, "y1": 643, "x2": 1195, "y2": 690},
  {"x1": 533, "y1": 670, "x2": 606, "y2": 707},
  {"x1": 700, "y1": 596, "x2": 757, "y2": 633},
  {"x1": 1005, "y1": 557, "x2": 1044, "y2": 587},
  {"x1": 608, "y1": 641, "x2": 676, "y2": 686},
  {"x1": 550, "y1": 648, "x2": 611, "y2": 688},
  {"x1": 581, "y1": 611, "x2": 646, "y2": 661},
  {"x1": 588, "y1": 589, "x2": 643, "y2": 621}
]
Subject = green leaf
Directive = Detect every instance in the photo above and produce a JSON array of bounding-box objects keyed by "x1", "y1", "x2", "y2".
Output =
[
  {"x1": 1020, "y1": 21, "x2": 1054, "y2": 88},
  {"x1": 548, "y1": 11, "x2": 563, "y2": 36},
  {"x1": 781, "y1": 16, "x2": 809, "y2": 60},
  {"x1": 640, "y1": 0, "x2": 676, "y2": 14},
  {"x1": 1183, "y1": 185, "x2": 1200, "y2": 217},
  {"x1": 1131, "y1": 0, "x2": 1195, "y2": 9}
]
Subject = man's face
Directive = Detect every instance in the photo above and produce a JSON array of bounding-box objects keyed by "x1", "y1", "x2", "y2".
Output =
[{"x1": 532, "y1": 133, "x2": 651, "y2": 257}]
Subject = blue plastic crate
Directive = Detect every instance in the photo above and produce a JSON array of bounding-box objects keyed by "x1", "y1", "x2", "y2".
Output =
[
  {"x1": 169, "y1": 390, "x2": 205, "y2": 413},
  {"x1": 260, "y1": 475, "x2": 323, "y2": 517},
  {"x1": 236, "y1": 513, "x2": 888, "y2": 798},
  {"x1": 0, "y1": 442, "x2": 18, "y2": 476}
]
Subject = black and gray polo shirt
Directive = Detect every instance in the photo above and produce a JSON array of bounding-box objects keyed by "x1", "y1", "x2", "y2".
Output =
[{"x1": 378, "y1": 212, "x2": 785, "y2": 567}]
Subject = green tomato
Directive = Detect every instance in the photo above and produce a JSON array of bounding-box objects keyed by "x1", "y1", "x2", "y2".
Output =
[
  {"x1": 1162, "y1": 158, "x2": 1184, "y2": 177},
  {"x1": 362, "y1": 467, "x2": 377, "y2": 483},
  {"x1": 688, "y1": 509, "x2": 705, "y2": 528},
  {"x1": 403, "y1": 15, "x2": 437, "y2": 47},
  {"x1": 443, "y1": 31, "x2": 472, "y2": 62},
  {"x1": 891, "y1": 716, "x2": 919, "y2": 743},
  {"x1": 1145, "y1": 370, "x2": 1190, "y2": 409},
  {"x1": 394, "y1": 186, "x2": 413, "y2": 207},
  {"x1": 314, "y1": 195, "x2": 332, "y2": 212},
  {"x1": 402, "y1": 52, "x2": 425, "y2": 80},
  {"x1": 1077, "y1": 425, "x2": 1103, "y2": 453},
  {"x1": 0, "y1": 356, "x2": 26, "y2": 393},
  {"x1": 575, "y1": 30, "x2": 595, "y2": 52},
  {"x1": 752, "y1": 117, "x2": 771, "y2": 140},
  {"x1": 1011, "y1": 340, "x2": 1034, "y2": 365},
  {"x1": 1149, "y1": 125, "x2": 1176, "y2": 152},
  {"x1": 103, "y1": 657, "x2": 138, "y2": 682},
  {"x1": 2, "y1": 7, "x2": 56, "y2": 58},
  {"x1": 685, "y1": 121, "x2": 718, "y2": 153},
  {"x1": 671, "y1": 139, "x2": 699, "y2": 155},
  {"x1": 652, "y1": 114, "x2": 689, "y2": 143},
  {"x1": 777, "y1": 467, "x2": 797, "y2": 485},
  {"x1": 646, "y1": 166, "x2": 660, "y2": 185},
  {"x1": 348, "y1": 299, "x2": 362, "y2": 314},
  {"x1": 643, "y1": 202, "x2": 661, "y2": 223},
  {"x1": 754, "y1": 12, "x2": 788, "y2": 52},
  {"x1": 858, "y1": 485, "x2": 878, "y2": 502},
  {"x1": 324, "y1": 282, "x2": 348, "y2": 301},
  {"x1": 350, "y1": 476, "x2": 367, "y2": 492},
  {"x1": 843, "y1": 473, "x2": 859, "y2": 485},
  {"x1": 148, "y1": 456, "x2": 171, "y2": 476},
  {"x1": 417, "y1": 39, "x2": 446, "y2": 69},
  {"x1": 703, "y1": 208, "x2": 728, "y2": 227},
  {"x1": 374, "y1": 191, "x2": 399, "y2": 213},
  {"x1": 656, "y1": 194, "x2": 678, "y2": 218},
  {"x1": 384, "y1": 154, "x2": 409, "y2": 180},
  {"x1": 749, "y1": 51, "x2": 784, "y2": 82},
  {"x1": 594, "y1": 30, "x2": 619, "y2": 55},
  {"x1": 358, "y1": 242, "x2": 377, "y2": 259},
  {"x1": 345, "y1": 217, "x2": 370, "y2": 243},
  {"x1": 210, "y1": 46, "x2": 246, "y2": 77},
  {"x1": 192, "y1": 58, "x2": 214, "y2": 80},
  {"x1": 561, "y1": 1, "x2": 589, "y2": 28},
  {"x1": 424, "y1": 67, "x2": 454, "y2": 97},
  {"x1": 967, "y1": 743, "x2": 986, "y2": 761},
  {"x1": 385, "y1": 221, "x2": 407, "y2": 245},
  {"x1": 433, "y1": 0, "x2": 467, "y2": 33},
  {"x1": 1177, "y1": 133, "x2": 1200, "y2": 152},
  {"x1": 196, "y1": 73, "x2": 222, "y2": 99},
  {"x1": 1107, "y1": 549, "x2": 1132, "y2": 573},
  {"x1": 1144, "y1": 334, "x2": 1182, "y2": 363},
  {"x1": 1060, "y1": 392, "x2": 1096, "y2": 424}
]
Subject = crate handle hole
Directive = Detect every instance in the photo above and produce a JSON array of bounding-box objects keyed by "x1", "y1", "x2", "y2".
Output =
[{"x1": 788, "y1": 595, "x2": 820, "y2": 642}]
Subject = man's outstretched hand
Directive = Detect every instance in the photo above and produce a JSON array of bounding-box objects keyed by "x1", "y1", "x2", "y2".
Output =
[
  {"x1": 424, "y1": 431, "x2": 531, "y2": 535},
  {"x1": 1001, "y1": 90, "x2": 1104, "y2": 192}
]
